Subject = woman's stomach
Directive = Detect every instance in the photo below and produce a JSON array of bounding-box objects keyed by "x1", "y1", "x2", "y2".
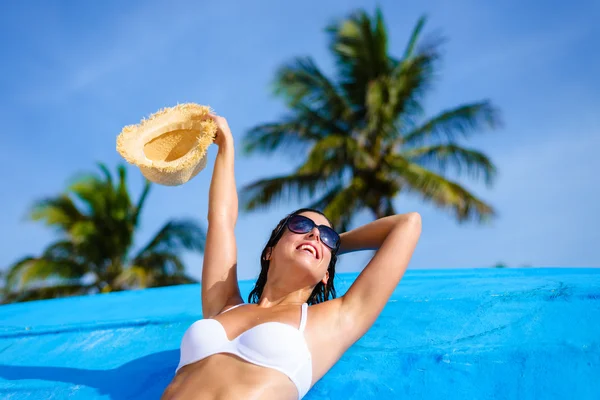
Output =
[{"x1": 161, "y1": 353, "x2": 299, "y2": 400}]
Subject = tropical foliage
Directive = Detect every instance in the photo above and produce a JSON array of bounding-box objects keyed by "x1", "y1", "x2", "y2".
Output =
[
  {"x1": 241, "y1": 9, "x2": 501, "y2": 230},
  {"x1": 2, "y1": 164, "x2": 205, "y2": 303}
]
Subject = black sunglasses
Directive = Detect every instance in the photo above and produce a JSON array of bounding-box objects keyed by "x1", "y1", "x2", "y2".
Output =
[{"x1": 278, "y1": 214, "x2": 340, "y2": 252}]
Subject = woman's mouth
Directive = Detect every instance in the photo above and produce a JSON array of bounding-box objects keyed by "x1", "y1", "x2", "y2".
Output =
[{"x1": 297, "y1": 243, "x2": 318, "y2": 258}]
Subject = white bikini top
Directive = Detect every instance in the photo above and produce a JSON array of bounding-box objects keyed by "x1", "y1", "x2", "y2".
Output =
[{"x1": 176, "y1": 303, "x2": 312, "y2": 399}]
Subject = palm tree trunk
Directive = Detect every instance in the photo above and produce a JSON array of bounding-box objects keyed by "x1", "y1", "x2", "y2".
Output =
[
  {"x1": 370, "y1": 205, "x2": 386, "y2": 220},
  {"x1": 370, "y1": 198, "x2": 396, "y2": 220}
]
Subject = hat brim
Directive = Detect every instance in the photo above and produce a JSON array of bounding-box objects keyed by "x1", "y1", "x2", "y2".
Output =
[{"x1": 116, "y1": 104, "x2": 217, "y2": 186}]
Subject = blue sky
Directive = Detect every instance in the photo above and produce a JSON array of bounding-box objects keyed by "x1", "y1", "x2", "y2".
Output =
[{"x1": 1, "y1": 0, "x2": 599, "y2": 282}]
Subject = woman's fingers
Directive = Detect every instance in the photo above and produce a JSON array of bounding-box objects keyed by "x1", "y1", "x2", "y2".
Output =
[{"x1": 209, "y1": 114, "x2": 233, "y2": 146}]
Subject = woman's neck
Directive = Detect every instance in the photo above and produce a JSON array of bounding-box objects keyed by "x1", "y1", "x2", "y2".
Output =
[{"x1": 258, "y1": 283, "x2": 311, "y2": 307}]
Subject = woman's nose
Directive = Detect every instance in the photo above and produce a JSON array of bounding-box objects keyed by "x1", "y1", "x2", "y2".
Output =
[{"x1": 308, "y1": 227, "x2": 321, "y2": 241}]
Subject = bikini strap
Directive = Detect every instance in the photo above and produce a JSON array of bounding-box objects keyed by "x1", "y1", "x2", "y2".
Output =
[
  {"x1": 299, "y1": 303, "x2": 308, "y2": 332},
  {"x1": 220, "y1": 303, "x2": 246, "y2": 314}
]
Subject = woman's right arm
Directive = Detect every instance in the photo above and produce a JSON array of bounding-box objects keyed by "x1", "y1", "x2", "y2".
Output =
[{"x1": 201, "y1": 115, "x2": 243, "y2": 318}]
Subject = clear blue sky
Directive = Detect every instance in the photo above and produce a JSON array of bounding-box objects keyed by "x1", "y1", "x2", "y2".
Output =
[{"x1": 1, "y1": 0, "x2": 599, "y2": 281}]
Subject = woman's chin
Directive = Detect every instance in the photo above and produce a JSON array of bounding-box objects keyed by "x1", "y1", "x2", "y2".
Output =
[{"x1": 293, "y1": 253, "x2": 320, "y2": 268}]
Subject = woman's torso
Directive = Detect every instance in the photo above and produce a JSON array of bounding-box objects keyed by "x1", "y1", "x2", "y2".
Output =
[
  {"x1": 161, "y1": 354, "x2": 299, "y2": 400},
  {"x1": 161, "y1": 303, "x2": 315, "y2": 400}
]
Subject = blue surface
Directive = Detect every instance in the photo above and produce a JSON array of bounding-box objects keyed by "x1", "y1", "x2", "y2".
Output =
[{"x1": 1, "y1": 268, "x2": 599, "y2": 399}]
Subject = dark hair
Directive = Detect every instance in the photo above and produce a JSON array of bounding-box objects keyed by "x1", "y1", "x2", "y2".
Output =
[{"x1": 247, "y1": 208, "x2": 338, "y2": 305}]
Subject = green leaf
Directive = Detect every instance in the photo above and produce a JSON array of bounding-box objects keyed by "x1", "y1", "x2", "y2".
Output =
[
  {"x1": 390, "y1": 44, "x2": 439, "y2": 120},
  {"x1": 240, "y1": 173, "x2": 329, "y2": 211},
  {"x1": 113, "y1": 266, "x2": 149, "y2": 289},
  {"x1": 5, "y1": 256, "x2": 37, "y2": 290},
  {"x1": 243, "y1": 119, "x2": 323, "y2": 155},
  {"x1": 135, "y1": 252, "x2": 186, "y2": 274},
  {"x1": 68, "y1": 176, "x2": 109, "y2": 218},
  {"x1": 306, "y1": 184, "x2": 345, "y2": 212},
  {"x1": 326, "y1": 9, "x2": 392, "y2": 109},
  {"x1": 5, "y1": 252, "x2": 84, "y2": 292},
  {"x1": 29, "y1": 195, "x2": 84, "y2": 232},
  {"x1": 114, "y1": 164, "x2": 131, "y2": 221},
  {"x1": 149, "y1": 273, "x2": 196, "y2": 287},
  {"x1": 2, "y1": 283, "x2": 91, "y2": 304},
  {"x1": 134, "y1": 219, "x2": 206, "y2": 259},
  {"x1": 322, "y1": 178, "x2": 366, "y2": 230},
  {"x1": 274, "y1": 57, "x2": 351, "y2": 117},
  {"x1": 297, "y1": 135, "x2": 364, "y2": 176},
  {"x1": 132, "y1": 179, "x2": 151, "y2": 229},
  {"x1": 402, "y1": 15, "x2": 427, "y2": 60},
  {"x1": 402, "y1": 101, "x2": 501, "y2": 146},
  {"x1": 403, "y1": 144, "x2": 497, "y2": 184},
  {"x1": 388, "y1": 156, "x2": 495, "y2": 222}
]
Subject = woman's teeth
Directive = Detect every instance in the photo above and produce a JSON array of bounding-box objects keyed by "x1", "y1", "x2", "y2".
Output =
[{"x1": 299, "y1": 244, "x2": 316, "y2": 257}]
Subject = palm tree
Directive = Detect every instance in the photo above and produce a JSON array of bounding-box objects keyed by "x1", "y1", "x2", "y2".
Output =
[
  {"x1": 2, "y1": 163, "x2": 205, "y2": 303},
  {"x1": 241, "y1": 9, "x2": 501, "y2": 230}
]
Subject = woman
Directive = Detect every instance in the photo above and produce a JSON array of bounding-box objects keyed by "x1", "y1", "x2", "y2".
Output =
[{"x1": 161, "y1": 115, "x2": 422, "y2": 400}]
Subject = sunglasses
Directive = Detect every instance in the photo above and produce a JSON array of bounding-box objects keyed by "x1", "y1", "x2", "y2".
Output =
[{"x1": 280, "y1": 214, "x2": 340, "y2": 252}]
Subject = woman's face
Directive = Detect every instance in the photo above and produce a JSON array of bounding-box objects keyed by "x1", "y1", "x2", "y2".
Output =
[{"x1": 268, "y1": 211, "x2": 334, "y2": 285}]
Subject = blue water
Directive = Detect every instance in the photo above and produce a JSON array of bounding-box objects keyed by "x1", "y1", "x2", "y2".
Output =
[{"x1": 1, "y1": 268, "x2": 599, "y2": 399}]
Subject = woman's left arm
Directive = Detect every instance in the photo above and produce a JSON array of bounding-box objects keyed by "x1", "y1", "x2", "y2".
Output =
[{"x1": 337, "y1": 212, "x2": 422, "y2": 337}]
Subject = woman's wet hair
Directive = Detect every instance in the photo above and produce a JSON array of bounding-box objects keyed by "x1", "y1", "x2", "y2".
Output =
[{"x1": 247, "y1": 208, "x2": 338, "y2": 305}]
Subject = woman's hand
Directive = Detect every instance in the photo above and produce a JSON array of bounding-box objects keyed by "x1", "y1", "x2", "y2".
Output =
[
  {"x1": 337, "y1": 213, "x2": 419, "y2": 255},
  {"x1": 209, "y1": 114, "x2": 233, "y2": 148}
]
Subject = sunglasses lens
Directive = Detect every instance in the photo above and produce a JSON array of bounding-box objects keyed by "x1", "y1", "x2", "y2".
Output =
[
  {"x1": 287, "y1": 215, "x2": 339, "y2": 251},
  {"x1": 288, "y1": 215, "x2": 313, "y2": 233},
  {"x1": 320, "y1": 227, "x2": 339, "y2": 250}
]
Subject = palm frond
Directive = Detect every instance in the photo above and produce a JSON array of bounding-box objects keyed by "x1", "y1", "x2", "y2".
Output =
[
  {"x1": 97, "y1": 162, "x2": 114, "y2": 189},
  {"x1": 403, "y1": 144, "x2": 497, "y2": 185},
  {"x1": 2, "y1": 283, "x2": 91, "y2": 304},
  {"x1": 114, "y1": 164, "x2": 131, "y2": 220},
  {"x1": 132, "y1": 179, "x2": 151, "y2": 228},
  {"x1": 5, "y1": 253, "x2": 84, "y2": 292},
  {"x1": 403, "y1": 15, "x2": 427, "y2": 59},
  {"x1": 68, "y1": 175, "x2": 110, "y2": 218},
  {"x1": 113, "y1": 266, "x2": 150, "y2": 289},
  {"x1": 328, "y1": 9, "x2": 391, "y2": 79},
  {"x1": 327, "y1": 8, "x2": 392, "y2": 109},
  {"x1": 381, "y1": 197, "x2": 397, "y2": 217},
  {"x1": 297, "y1": 135, "x2": 365, "y2": 176},
  {"x1": 29, "y1": 195, "x2": 85, "y2": 233},
  {"x1": 41, "y1": 241, "x2": 87, "y2": 273},
  {"x1": 322, "y1": 178, "x2": 366, "y2": 230},
  {"x1": 134, "y1": 219, "x2": 206, "y2": 259},
  {"x1": 133, "y1": 251, "x2": 186, "y2": 275},
  {"x1": 389, "y1": 156, "x2": 495, "y2": 222},
  {"x1": 306, "y1": 184, "x2": 345, "y2": 212},
  {"x1": 41, "y1": 240, "x2": 76, "y2": 259},
  {"x1": 243, "y1": 118, "x2": 324, "y2": 155},
  {"x1": 275, "y1": 56, "x2": 351, "y2": 118},
  {"x1": 402, "y1": 101, "x2": 500, "y2": 146},
  {"x1": 365, "y1": 76, "x2": 388, "y2": 130},
  {"x1": 149, "y1": 273, "x2": 196, "y2": 288},
  {"x1": 240, "y1": 173, "x2": 331, "y2": 211},
  {"x1": 295, "y1": 103, "x2": 352, "y2": 136},
  {"x1": 126, "y1": 252, "x2": 195, "y2": 289},
  {"x1": 5, "y1": 256, "x2": 37, "y2": 290},
  {"x1": 390, "y1": 38, "x2": 441, "y2": 121}
]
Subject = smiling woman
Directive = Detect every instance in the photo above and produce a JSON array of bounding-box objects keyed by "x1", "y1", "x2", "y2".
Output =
[{"x1": 160, "y1": 115, "x2": 422, "y2": 400}]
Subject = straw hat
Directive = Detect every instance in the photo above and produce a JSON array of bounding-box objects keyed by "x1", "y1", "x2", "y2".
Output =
[{"x1": 116, "y1": 103, "x2": 217, "y2": 186}]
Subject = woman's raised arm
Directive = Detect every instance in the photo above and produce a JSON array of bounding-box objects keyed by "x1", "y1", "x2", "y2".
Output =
[
  {"x1": 337, "y1": 213, "x2": 422, "y2": 338},
  {"x1": 201, "y1": 115, "x2": 243, "y2": 318}
]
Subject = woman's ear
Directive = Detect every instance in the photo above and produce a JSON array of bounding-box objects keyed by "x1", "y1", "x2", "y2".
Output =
[{"x1": 321, "y1": 271, "x2": 329, "y2": 285}]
